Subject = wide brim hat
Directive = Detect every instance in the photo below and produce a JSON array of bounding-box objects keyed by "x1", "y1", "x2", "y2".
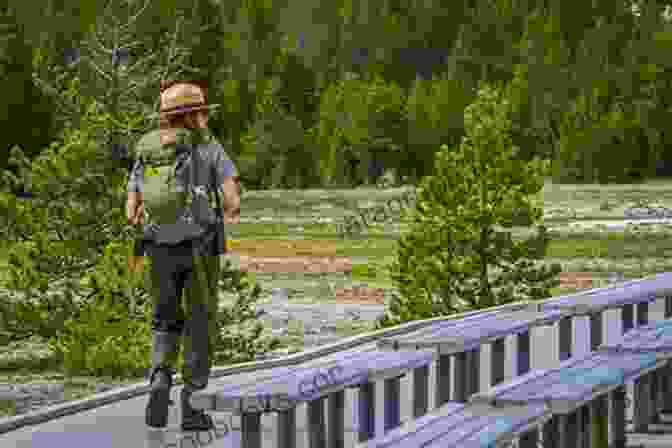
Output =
[{"x1": 150, "y1": 82, "x2": 220, "y2": 119}]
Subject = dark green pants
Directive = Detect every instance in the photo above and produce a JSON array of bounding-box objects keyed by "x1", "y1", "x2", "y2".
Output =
[{"x1": 145, "y1": 236, "x2": 220, "y2": 388}]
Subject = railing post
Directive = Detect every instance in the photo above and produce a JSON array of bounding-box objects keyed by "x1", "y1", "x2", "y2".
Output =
[
  {"x1": 453, "y1": 351, "x2": 469, "y2": 402},
  {"x1": 637, "y1": 302, "x2": 649, "y2": 326},
  {"x1": 277, "y1": 408, "x2": 297, "y2": 448},
  {"x1": 557, "y1": 414, "x2": 569, "y2": 448},
  {"x1": 542, "y1": 416, "x2": 560, "y2": 448},
  {"x1": 574, "y1": 316, "x2": 591, "y2": 358},
  {"x1": 307, "y1": 397, "x2": 326, "y2": 448},
  {"x1": 604, "y1": 308, "x2": 622, "y2": 345},
  {"x1": 413, "y1": 365, "x2": 429, "y2": 418},
  {"x1": 468, "y1": 348, "x2": 480, "y2": 396},
  {"x1": 490, "y1": 338, "x2": 505, "y2": 386},
  {"x1": 649, "y1": 370, "x2": 660, "y2": 425},
  {"x1": 326, "y1": 391, "x2": 344, "y2": 448},
  {"x1": 427, "y1": 358, "x2": 437, "y2": 411},
  {"x1": 531, "y1": 324, "x2": 557, "y2": 370},
  {"x1": 242, "y1": 412, "x2": 263, "y2": 448},
  {"x1": 591, "y1": 396, "x2": 609, "y2": 448},
  {"x1": 480, "y1": 343, "x2": 490, "y2": 393},
  {"x1": 665, "y1": 295, "x2": 672, "y2": 319},
  {"x1": 519, "y1": 428, "x2": 539, "y2": 448},
  {"x1": 559, "y1": 317, "x2": 572, "y2": 361},
  {"x1": 357, "y1": 382, "x2": 375, "y2": 442},
  {"x1": 567, "y1": 411, "x2": 579, "y2": 447},
  {"x1": 658, "y1": 367, "x2": 667, "y2": 419},
  {"x1": 611, "y1": 386, "x2": 627, "y2": 448},
  {"x1": 589, "y1": 313, "x2": 602, "y2": 351},
  {"x1": 651, "y1": 296, "x2": 667, "y2": 321},
  {"x1": 659, "y1": 362, "x2": 668, "y2": 418},
  {"x1": 633, "y1": 374, "x2": 651, "y2": 433},
  {"x1": 383, "y1": 376, "x2": 401, "y2": 432},
  {"x1": 517, "y1": 331, "x2": 530, "y2": 376},
  {"x1": 505, "y1": 334, "x2": 518, "y2": 381},
  {"x1": 622, "y1": 304, "x2": 634, "y2": 334},
  {"x1": 579, "y1": 404, "x2": 591, "y2": 448},
  {"x1": 663, "y1": 361, "x2": 672, "y2": 413},
  {"x1": 434, "y1": 355, "x2": 450, "y2": 407}
]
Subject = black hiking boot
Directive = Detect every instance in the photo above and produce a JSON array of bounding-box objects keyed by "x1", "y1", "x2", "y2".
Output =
[
  {"x1": 145, "y1": 367, "x2": 174, "y2": 428},
  {"x1": 180, "y1": 385, "x2": 215, "y2": 432}
]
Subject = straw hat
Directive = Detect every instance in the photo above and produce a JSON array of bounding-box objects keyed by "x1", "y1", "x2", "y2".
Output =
[{"x1": 151, "y1": 82, "x2": 220, "y2": 119}]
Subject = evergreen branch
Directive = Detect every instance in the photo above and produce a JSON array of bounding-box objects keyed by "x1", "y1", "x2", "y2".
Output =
[
  {"x1": 81, "y1": 56, "x2": 114, "y2": 82},
  {"x1": 123, "y1": 51, "x2": 161, "y2": 78},
  {"x1": 124, "y1": 0, "x2": 153, "y2": 30},
  {"x1": 89, "y1": 27, "x2": 115, "y2": 55}
]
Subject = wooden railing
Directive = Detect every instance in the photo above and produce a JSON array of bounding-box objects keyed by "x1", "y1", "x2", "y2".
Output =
[{"x1": 187, "y1": 273, "x2": 672, "y2": 448}]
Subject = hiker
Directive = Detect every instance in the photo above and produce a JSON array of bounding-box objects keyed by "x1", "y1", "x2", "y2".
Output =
[{"x1": 126, "y1": 80, "x2": 241, "y2": 431}]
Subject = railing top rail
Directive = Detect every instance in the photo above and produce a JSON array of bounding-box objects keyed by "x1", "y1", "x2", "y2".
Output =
[
  {"x1": 601, "y1": 318, "x2": 672, "y2": 353},
  {"x1": 470, "y1": 349, "x2": 667, "y2": 414},
  {"x1": 192, "y1": 349, "x2": 436, "y2": 413},
  {"x1": 543, "y1": 272, "x2": 672, "y2": 313},
  {"x1": 379, "y1": 307, "x2": 570, "y2": 353},
  {"x1": 172, "y1": 273, "x2": 667, "y2": 382},
  {"x1": 362, "y1": 401, "x2": 549, "y2": 448}
]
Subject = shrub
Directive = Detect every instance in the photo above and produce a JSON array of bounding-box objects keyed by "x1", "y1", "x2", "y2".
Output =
[
  {"x1": 43, "y1": 238, "x2": 282, "y2": 378},
  {"x1": 45, "y1": 240, "x2": 152, "y2": 378}
]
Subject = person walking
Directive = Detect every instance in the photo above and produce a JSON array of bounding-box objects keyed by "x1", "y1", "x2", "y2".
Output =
[{"x1": 126, "y1": 80, "x2": 241, "y2": 432}]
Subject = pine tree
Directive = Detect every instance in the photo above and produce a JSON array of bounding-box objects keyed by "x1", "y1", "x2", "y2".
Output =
[{"x1": 377, "y1": 83, "x2": 561, "y2": 327}]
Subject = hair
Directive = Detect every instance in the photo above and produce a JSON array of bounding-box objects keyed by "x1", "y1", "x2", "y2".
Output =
[{"x1": 166, "y1": 110, "x2": 208, "y2": 129}]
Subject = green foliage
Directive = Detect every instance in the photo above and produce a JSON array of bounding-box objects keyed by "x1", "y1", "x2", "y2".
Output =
[
  {"x1": 0, "y1": 335, "x2": 61, "y2": 372},
  {"x1": 239, "y1": 76, "x2": 321, "y2": 189},
  {"x1": 553, "y1": 84, "x2": 653, "y2": 183},
  {"x1": 377, "y1": 84, "x2": 561, "y2": 328},
  {"x1": 0, "y1": 91, "x2": 131, "y2": 282},
  {"x1": 0, "y1": 83, "x2": 132, "y2": 341},
  {"x1": 45, "y1": 240, "x2": 152, "y2": 378},
  {"x1": 405, "y1": 76, "x2": 473, "y2": 181},
  {"x1": 350, "y1": 263, "x2": 379, "y2": 281},
  {"x1": 0, "y1": 9, "x2": 60, "y2": 177},
  {"x1": 44, "y1": 241, "x2": 281, "y2": 378},
  {"x1": 47, "y1": 294, "x2": 152, "y2": 379},
  {"x1": 212, "y1": 257, "x2": 283, "y2": 365},
  {"x1": 4, "y1": 0, "x2": 672, "y2": 191},
  {"x1": 312, "y1": 74, "x2": 406, "y2": 186}
]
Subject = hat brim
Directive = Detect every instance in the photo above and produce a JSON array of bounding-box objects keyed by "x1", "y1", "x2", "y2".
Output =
[{"x1": 150, "y1": 103, "x2": 221, "y2": 119}]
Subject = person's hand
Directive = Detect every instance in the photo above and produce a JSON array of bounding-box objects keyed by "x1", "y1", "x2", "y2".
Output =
[
  {"x1": 223, "y1": 209, "x2": 240, "y2": 225},
  {"x1": 127, "y1": 200, "x2": 145, "y2": 225},
  {"x1": 128, "y1": 255, "x2": 145, "y2": 274},
  {"x1": 133, "y1": 203, "x2": 146, "y2": 225}
]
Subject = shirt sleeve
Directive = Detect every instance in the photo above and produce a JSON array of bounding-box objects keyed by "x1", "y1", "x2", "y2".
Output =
[
  {"x1": 127, "y1": 157, "x2": 144, "y2": 193},
  {"x1": 213, "y1": 143, "x2": 238, "y2": 186}
]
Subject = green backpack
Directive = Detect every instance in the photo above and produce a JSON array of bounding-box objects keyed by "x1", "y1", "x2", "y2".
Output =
[{"x1": 134, "y1": 128, "x2": 219, "y2": 246}]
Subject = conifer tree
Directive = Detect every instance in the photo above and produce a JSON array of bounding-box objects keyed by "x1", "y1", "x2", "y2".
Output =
[{"x1": 378, "y1": 83, "x2": 561, "y2": 327}]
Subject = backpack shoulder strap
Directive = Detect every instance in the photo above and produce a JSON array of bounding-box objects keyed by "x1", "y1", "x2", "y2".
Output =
[{"x1": 210, "y1": 153, "x2": 223, "y2": 219}]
